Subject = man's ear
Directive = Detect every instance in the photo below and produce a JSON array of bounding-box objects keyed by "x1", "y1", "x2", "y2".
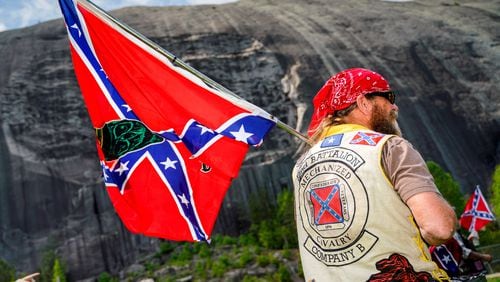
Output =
[{"x1": 356, "y1": 95, "x2": 372, "y2": 115}]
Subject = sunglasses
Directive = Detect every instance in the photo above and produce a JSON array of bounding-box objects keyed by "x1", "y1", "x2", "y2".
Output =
[{"x1": 366, "y1": 91, "x2": 396, "y2": 104}]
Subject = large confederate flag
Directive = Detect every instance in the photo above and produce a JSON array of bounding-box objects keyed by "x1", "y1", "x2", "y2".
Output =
[{"x1": 58, "y1": 0, "x2": 275, "y2": 241}]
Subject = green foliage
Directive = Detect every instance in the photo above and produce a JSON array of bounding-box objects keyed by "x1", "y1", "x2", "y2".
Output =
[
  {"x1": 210, "y1": 234, "x2": 224, "y2": 245},
  {"x1": 97, "y1": 272, "x2": 118, "y2": 282},
  {"x1": 144, "y1": 261, "x2": 159, "y2": 275},
  {"x1": 256, "y1": 254, "x2": 272, "y2": 267},
  {"x1": 120, "y1": 190, "x2": 301, "y2": 280},
  {"x1": 470, "y1": 165, "x2": 500, "y2": 246},
  {"x1": 238, "y1": 233, "x2": 258, "y2": 246},
  {"x1": 276, "y1": 190, "x2": 298, "y2": 249},
  {"x1": 490, "y1": 165, "x2": 500, "y2": 219},
  {"x1": 297, "y1": 257, "x2": 304, "y2": 278},
  {"x1": 253, "y1": 245, "x2": 262, "y2": 255},
  {"x1": 194, "y1": 260, "x2": 209, "y2": 280},
  {"x1": 426, "y1": 162, "x2": 500, "y2": 245},
  {"x1": 40, "y1": 250, "x2": 57, "y2": 282},
  {"x1": 248, "y1": 190, "x2": 275, "y2": 224},
  {"x1": 221, "y1": 235, "x2": 238, "y2": 245},
  {"x1": 211, "y1": 255, "x2": 231, "y2": 277},
  {"x1": 0, "y1": 259, "x2": 15, "y2": 282},
  {"x1": 158, "y1": 277, "x2": 175, "y2": 282},
  {"x1": 242, "y1": 276, "x2": 268, "y2": 282},
  {"x1": 282, "y1": 249, "x2": 292, "y2": 260},
  {"x1": 256, "y1": 220, "x2": 281, "y2": 249},
  {"x1": 211, "y1": 234, "x2": 238, "y2": 246},
  {"x1": 427, "y1": 161, "x2": 466, "y2": 214},
  {"x1": 479, "y1": 225, "x2": 500, "y2": 246},
  {"x1": 236, "y1": 247, "x2": 254, "y2": 268},
  {"x1": 158, "y1": 241, "x2": 176, "y2": 255},
  {"x1": 169, "y1": 244, "x2": 193, "y2": 265},
  {"x1": 51, "y1": 258, "x2": 66, "y2": 282},
  {"x1": 197, "y1": 243, "x2": 212, "y2": 258},
  {"x1": 273, "y1": 264, "x2": 292, "y2": 282},
  {"x1": 218, "y1": 254, "x2": 231, "y2": 266},
  {"x1": 248, "y1": 189, "x2": 298, "y2": 250}
]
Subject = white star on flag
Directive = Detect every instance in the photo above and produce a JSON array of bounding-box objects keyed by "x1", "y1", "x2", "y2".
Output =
[
  {"x1": 160, "y1": 157, "x2": 178, "y2": 170},
  {"x1": 178, "y1": 194, "x2": 189, "y2": 206},
  {"x1": 442, "y1": 255, "x2": 451, "y2": 264},
  {"x1": 114, "y1": 161, "x2": 130, "y2": 176},
  {"x1": 121, "y1": 104, "x2": 132, "y2": 112},
  {"x1": 230, "y1": 125, "x2": 254, "y2": 143},
  {"x1": 70, "y1": 23, "x2": 81, "y2": 37},
  {"x1": 196, "y1": 124, "x2": 213, "y2": 135}
]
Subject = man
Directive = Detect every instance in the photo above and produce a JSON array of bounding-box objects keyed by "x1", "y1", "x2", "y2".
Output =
[{"x1": 292, "y1": 68, "x2": 457, "y2": 281}]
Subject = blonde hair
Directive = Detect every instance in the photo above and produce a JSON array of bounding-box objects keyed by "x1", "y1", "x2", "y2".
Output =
[{"x1": 307, "y1": 103, "x2": 357, "y2": 144}]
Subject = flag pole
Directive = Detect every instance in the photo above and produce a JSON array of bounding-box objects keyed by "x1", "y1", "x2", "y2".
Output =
[{"x1": 78, "y1": 0, "x2": 311, "y2": 145}]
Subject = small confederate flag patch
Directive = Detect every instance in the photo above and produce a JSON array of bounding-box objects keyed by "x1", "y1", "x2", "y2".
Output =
[{"x1": 349, "y1": 132, "x2": 385, "y2": 146}]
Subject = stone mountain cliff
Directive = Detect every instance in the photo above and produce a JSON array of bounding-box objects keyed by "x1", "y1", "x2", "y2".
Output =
[{"x1": 0, "y1": 0, "x2": 498, "y2": 280}]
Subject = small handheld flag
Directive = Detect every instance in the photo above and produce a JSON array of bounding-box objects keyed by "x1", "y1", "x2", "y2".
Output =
[
  {"x1": 57, "y1": 0, "x2": 304, "y2": 241},
  {"x1": 459, "y1": 185, "x2": 495, "y2": 240}
]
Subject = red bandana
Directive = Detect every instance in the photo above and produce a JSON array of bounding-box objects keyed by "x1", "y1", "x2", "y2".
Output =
[{"x1": 307, "y1": 68, "x2": 391, "y2": 136}]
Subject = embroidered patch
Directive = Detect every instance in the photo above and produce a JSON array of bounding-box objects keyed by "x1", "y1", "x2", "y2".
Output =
[
  {"x1": 368, "y1": 253, "x2": 433, "y2": 281},
  {"x1": 310, "y1": 183, "x2": 346, "y2": 225},
  {"x1": 96, "y1": 119, "x2": 164, "y2": 161},
  {"x1": 349, "y1": 132, "x2": 384, "y2": 146},
  {"x1": 320, "y1": 134, "x2": 343, "y2": 148}
]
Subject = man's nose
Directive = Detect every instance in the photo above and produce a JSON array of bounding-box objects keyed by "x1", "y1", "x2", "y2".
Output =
[{"x1": 391, "y1": 103, "x2": 399, "y2": 112}]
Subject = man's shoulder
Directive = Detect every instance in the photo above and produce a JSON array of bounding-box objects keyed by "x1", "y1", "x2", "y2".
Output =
[{"x1": 384, "y1": 135, "x2": 414, "y2": 149}]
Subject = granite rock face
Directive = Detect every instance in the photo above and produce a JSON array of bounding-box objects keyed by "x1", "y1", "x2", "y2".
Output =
[{"x1": 0, "y1": 0, "x2": 498, "y2": 279}]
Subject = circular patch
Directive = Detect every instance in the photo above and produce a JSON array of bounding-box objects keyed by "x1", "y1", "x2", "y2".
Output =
[
  {"x1": 297, "y1": 157, "x2": 377, "y2": 266},
  {"x1": 299, "y1": 161, "x2": 368, "y2": 248}
]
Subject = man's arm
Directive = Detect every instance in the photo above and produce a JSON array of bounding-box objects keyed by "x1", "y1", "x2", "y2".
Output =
[
  {"x1": 468, "y1": 251, "x2": 493, "y2": 262},
  {"x1": 382, "y1": 137, "x2": 457, "y2": 245},
  {"x1": 406, "y1": 192, "x2": 456, "y2": 245}
]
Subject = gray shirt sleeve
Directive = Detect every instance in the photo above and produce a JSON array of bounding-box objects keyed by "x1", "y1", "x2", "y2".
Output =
[{"x1": 381, "y1": 136, "x2": 441, "y2": 203}]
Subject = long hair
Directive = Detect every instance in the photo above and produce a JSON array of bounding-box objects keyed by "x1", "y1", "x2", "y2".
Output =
[{"x1": 307, "y1": 103, "x2": 358, "y2": 144}]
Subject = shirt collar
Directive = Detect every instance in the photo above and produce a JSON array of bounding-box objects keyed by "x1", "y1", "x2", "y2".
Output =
[{"x1": 321, "y1": 124, "x2": 369, "y2": 139}]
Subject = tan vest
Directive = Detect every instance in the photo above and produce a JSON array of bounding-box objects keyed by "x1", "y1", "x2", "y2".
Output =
[{"x1": 293, "y1": 125, "x2": 449, "y2": 282}]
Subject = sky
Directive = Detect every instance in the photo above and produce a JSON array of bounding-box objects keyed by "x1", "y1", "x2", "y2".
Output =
[{"x1": 0, "y1": 0, "x2": 238, "y2": 32}]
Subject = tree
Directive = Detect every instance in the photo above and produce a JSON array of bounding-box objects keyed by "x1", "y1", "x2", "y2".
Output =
[
  {"x1": 479, "y1": 165, "x2": 500, "y2": 246},
  {"x1": 40, "y1": 250, "x2": 56, "y2": 282},
  {"x1": 276, "y1": 189, "x2": 298, "y2": 249},
  {"x1": 427, "y1": 161, "x2": 465, "y2": 215},
  {"x1": 490, "y1": 165, "x2": 500, "y2": 218},
  {"x1": 0, "y1": 259, "x2": 15, "y2": 282},
  {"x1": 248, "y1": 188, "x2": 298, "y2": 249},
  {"x1": 51, "y1": 258, "x2": 66, "y2": 282}
]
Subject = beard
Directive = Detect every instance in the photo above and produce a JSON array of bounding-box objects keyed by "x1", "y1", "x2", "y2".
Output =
[{"x1": 370, "y1": 104, "x2": 402, "y2": 136}]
